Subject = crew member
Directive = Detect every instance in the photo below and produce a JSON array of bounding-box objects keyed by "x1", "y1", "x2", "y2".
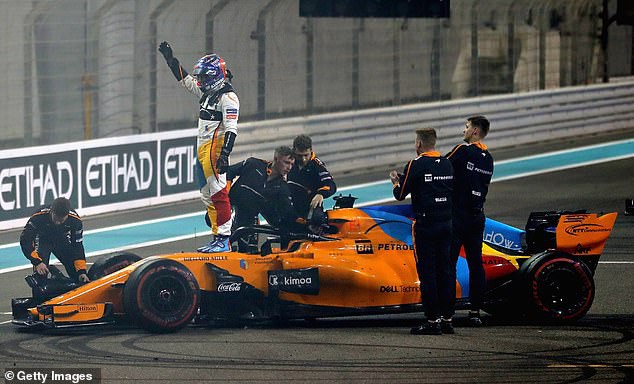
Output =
[
  {"x1": 227, "y1": 146, "x2": 307, "y2": 250},
  {"x1": 288, "y1": 134, "x2": 337, "y2": 222},
  {"x1": 446, "y1": 115, "x2": 494, "y2": 326},
  {"x1": 391, "y1": 128, "x2": 454, "y2": 335},
  {"x1": 158, "y1": 41, "x2": 238, "y2": 253},
  {"x1": 20, "y1": 197, "x2": 90, "y2": 283}
]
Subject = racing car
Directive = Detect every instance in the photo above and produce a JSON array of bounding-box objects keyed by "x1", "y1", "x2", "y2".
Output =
[{"x1": 12, "y1": 196, "x2": 617, "y2": 332}]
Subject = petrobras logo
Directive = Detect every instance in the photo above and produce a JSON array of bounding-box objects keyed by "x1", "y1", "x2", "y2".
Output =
[
  {"x1": 424, "y1": 174, "x2": 432, "y2": 182},
  {"x1": 466, "y1": 162, "x2": 474, "y2": 170},
  {"x1": 377, "y1": 243, "x2": 414, "y2": 251},
  {"x1": 217, "y1": 282, "x2": 242, "y2": 292}
]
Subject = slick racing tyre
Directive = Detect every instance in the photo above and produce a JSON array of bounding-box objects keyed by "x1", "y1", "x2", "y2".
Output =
[
  {"x1": 87, "y1": 252, "x2": 142, "y2": 281},
  {"x1": 524, "y1": 256, "x2": 595, "y2": 323},
  {"x1": 123, "y1": 259, "x2": 199, "y2": 333}
]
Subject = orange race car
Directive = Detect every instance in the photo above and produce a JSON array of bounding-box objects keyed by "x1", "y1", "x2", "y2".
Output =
[{"x1": 12, "y1": 196, "x2": 617, "y2": 333}]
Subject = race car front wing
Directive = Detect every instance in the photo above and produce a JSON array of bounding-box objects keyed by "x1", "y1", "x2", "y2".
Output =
[{"x1": 12, "y1": 298, "x2": 115, "y2": 329}]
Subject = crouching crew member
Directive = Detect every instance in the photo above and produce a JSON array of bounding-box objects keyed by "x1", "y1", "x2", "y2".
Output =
[
  {"x1": 391, "y1": 128, "x2": 454, "y2": 335},
  {"x1": 227, "y1": 146, "x2": 307, "y2": 251},
  {"x1": 20, "y1": 197, "x2": 90, "y2": 283},
  {"x1": 288, "y1": 134, "x2": 337, "y2": 223}
]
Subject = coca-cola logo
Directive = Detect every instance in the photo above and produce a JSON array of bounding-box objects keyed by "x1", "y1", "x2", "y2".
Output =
[{"x1": 217, "y1": 282, "x2": 242, "y2": 292}]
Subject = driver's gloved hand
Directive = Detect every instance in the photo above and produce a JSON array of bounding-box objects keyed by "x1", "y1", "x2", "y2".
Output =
[
  {"x1": 158, "y1": 41, "x2": 173, "y2": 61},
  {"x1": 216, "y1": 153, "x2": 229, "y2": 174}
]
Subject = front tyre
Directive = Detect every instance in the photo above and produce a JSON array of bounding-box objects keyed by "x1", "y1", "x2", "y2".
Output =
[
  {"x1": 124, "y1": 259, "x2": 199, "y2": 333},
  {"x1": 526, "y1": 257, "x2": 594, "y2": 323},
  {"x1": 88, "y1": 252, "x2": 142, "y2": 281}
]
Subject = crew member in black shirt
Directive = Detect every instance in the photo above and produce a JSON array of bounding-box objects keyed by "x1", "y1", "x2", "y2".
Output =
[
  {"x1": 20, "y1": 197, "x2": 90, "y2": 283},
  {"x1": 446, "y1": 115, "x2": 494, "y2": 326},
  {"x1": 288, "y1": 134, "x2": 337, "y2": 222},
  {"x1": 227, "y1": 146, "x2": 306, "y2": 250},
  {"x1": 391, "y1": 128, "x2": 454, "y2": 335}
]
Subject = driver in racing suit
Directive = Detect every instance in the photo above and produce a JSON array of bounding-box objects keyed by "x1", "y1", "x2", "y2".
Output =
[{"x1": 158, "y1": 41, "x2": 238, "y2": 253}]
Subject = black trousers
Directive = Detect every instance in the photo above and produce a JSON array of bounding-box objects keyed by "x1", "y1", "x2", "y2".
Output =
[
  {"x1": 413, "y1": 219, "x2": 453, "y2": 320},
  {"x1": 449, "y1": 210, "x2": 486, "y2": 313},
  {"x1": 35, "y1": 241, "x2": 82, "y2": 282}
]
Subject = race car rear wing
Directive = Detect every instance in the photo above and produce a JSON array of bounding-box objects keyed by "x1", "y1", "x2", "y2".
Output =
[{"x1": 525, "y1": 210, "x2": 618, "y2": 257}]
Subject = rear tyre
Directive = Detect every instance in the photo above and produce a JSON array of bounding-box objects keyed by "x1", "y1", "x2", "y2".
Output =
[
  {"x1": 123, "y1": 259, "x2": 199, "y2": 333},
  {"x1": 525, "y1": 256, "x2": 594, "y2": 323},
  {"x1": 88, "y1": 252, "x2": 142, "y2": 280}
]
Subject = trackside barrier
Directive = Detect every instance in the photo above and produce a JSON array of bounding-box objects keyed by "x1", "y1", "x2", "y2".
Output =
[
  {"x1": 1, "y1": 81, "x2": 633, "y2": 229},
  {"x1": 233, "y1": 81, "x2": 634, "y2": 175}
]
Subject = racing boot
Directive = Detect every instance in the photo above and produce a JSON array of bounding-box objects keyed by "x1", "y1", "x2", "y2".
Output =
[
  {"x1": 440, "y1": 317, "x2": 455, "y2": 334},
  {"x1": 200, "y1": 235, "x2": 231, "y2": 253},
  {"x1": 410, "y1": 319, "x2": 442, "y2": 335},
  {"x1": 197, "y1": 236, "x2": 215, "y2": 253},
  {"x1": 468, "y1": 310, "x2": 483, "y2": 327}
]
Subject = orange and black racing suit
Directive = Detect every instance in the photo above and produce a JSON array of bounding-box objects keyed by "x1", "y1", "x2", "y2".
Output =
[
  {"x1": 393, "y1": 151, "x2": 454, "y2": 321},
  {"x1": 227, "y1": 158, "x2": 304, "y2": 233},
  {"x1": 287, "y1": 152, "x2": 337, "y2": 218},
  {"x1": 20, "y1": 206, "x2": 87, "y2": 282},
  {"x1": 446, "y1": 142, "x2": 494, "y2": 314}
]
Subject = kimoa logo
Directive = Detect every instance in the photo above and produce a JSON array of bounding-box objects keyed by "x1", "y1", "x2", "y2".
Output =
[
  {"x1": 269, "y1": 275, "x2": 313, "y2": 286},
  {"x1": 564, "y1": 223, "x2": 610, "y2": 236}
]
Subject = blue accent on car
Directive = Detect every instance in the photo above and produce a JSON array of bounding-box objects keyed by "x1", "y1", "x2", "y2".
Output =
[{"x1": 360, "y1": 207, "x2": 413, "y2": 246}]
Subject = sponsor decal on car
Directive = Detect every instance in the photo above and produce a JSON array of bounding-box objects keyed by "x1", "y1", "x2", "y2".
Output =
[
  {"x1": 563, "y1": 215, "x2": 588, "y2": 223},
  {"x1": 268, "y1": 268, "x2": 319, "y2": 295},
  {"x1": 183, "y1": 256, "x2": 211, "y2": 261},
  {"x1": 377, "y1": 243, "x2": 414, "y2": 251},
  {"x1": 564, "y1": 223, "x2": 610, "y2": 236},
  {"x1": 380, "y1": 285, "x2": 420, "y2": 293},
  {"x1": 355, "y1": 239, "x2": 373, "y2": 254},
  {"x1": 574, "y1": 243, "x2": 591, "y2": 254},
  {"x1": 217, "y1": 282, "x2": 242, "y2": 292},
  {"x1": 483, "y1": 230, "x2": 517, "y2": 249},
  {"x1": 79, "y1": 305, "x2": 99, "y2": 312}
]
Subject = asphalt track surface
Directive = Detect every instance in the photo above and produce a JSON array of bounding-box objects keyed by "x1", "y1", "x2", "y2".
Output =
[{"x1": 0, "y1": 129, "x2": 633, "y2": 383}]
